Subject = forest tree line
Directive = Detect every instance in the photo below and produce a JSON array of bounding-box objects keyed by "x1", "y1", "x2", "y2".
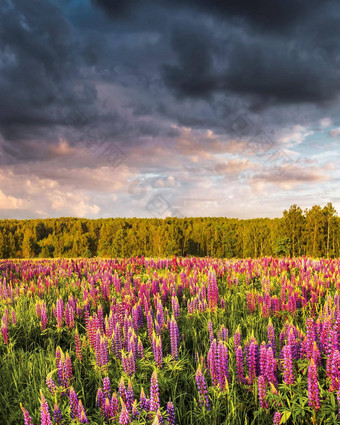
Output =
[{"x1": 0, "y1": 203, "x2": 339, "y2": 259}]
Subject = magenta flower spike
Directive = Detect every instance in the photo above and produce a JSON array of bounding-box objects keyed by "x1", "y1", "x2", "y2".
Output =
[
  {"x1": 20, "y1": 404, "x2": 34, "y2": 425},
  {"x1": 78, "y1": 400, "x2": 89, "y2": 424},
  {"x1": 45, "y1": 374, "x2": 56, "y2": 395},
  {"x1": 150, "y1": 370, "x2": 160, "y2": 412},
  {"x1": 69, "y1": 387, "x2": 79, "y2": 419},
  {"x1": 273, "y1": 411, "x2": 282, "y2": 425},
  {"x1": 282, "y1": 345, "x2": 295, "y2": 385},
  {"x1": 56, "y1": 298, "x2": 64, "y2": 328},
  {"x1": 236, "y1": 345, "x2": 245, "y2": 384},
  {"x1": 258, "y1": 375, "x2": 268, "y2": 409},
  {"x1": 1, "y1": 321, "x2": 8, "y2": 345},
  {"x1": 308, "y1": 358, "x2": 320, "y2": 411},
  {"x1": 40, "y1": 391, "x2": 52, "y2": 425},
  {"x1": 119, "y1": 399, "x2": 131, "y2": 425}
]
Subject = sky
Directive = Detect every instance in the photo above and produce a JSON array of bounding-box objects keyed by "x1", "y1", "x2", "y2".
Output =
[{"x1": 1, "y1": 0, "x2": 340, "y2": 219}]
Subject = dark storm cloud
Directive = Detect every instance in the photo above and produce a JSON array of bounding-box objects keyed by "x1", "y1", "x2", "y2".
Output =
[
  {"x1": 93, "y1": 0, "x2": 320, "y2": 32},
  {"x1": 0, "y1": 0, "x2": 99, "y2": 143},
  {"x1": 163, "y1": 26, "x2": 217, "y2": 98}
]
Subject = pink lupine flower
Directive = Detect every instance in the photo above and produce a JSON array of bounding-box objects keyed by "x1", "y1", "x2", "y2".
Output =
[
  {"x1": 69, "y1": 387, "x2": 79, "y2": 419},
  {"x1": 273, "y1": 411, "x2": 281, "y2": 425},
  {"x1": 20, "y1": 404, "x2": 34, "y2": 425},
  {"x1": 258, "y1": 375, "x2": 268, "y2": 408},
  {"x1": 40, "y1": 392, "x2": 52, "y2": 425},
  {"x1": 56, "y1": 298, "x2": 64, "y2": 328},
  {"x1": 46, "y1": 374, "x2": 56, "y2": 395},
  {"x1": 103, "y1": 376, "x2": 111, "y2": 399},
  {"x1": 308, "y1": 358, "x2": 320, "y2": 411},
  {"x1": 235, "y1": 345, "x2": 245, "y2": 383},
  {"x1": 119, "y1": 399, "x2": 130, "y2": 425},
  {"x1": 150, "y1": 370, "x2": 160, "y2": 412},
  {"x1": 11, "y1": 310, "x2": 16, "y2": 325},
  {"x1": 1, "y1": 321, "x2": 8, "y2": 345},
  {"x1": 282, "y1": 345, "x2": 295, "y2": 385},
  {"x1": 78, "y1": 400, "x2": 89, "y2": 423}
]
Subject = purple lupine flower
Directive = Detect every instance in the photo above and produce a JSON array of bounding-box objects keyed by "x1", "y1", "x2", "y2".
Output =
[
  {"x1": 150, "y1": 370, "x2": 160, "y2": 412},
  {"x1": 126, "y1": 380, "x2": 134, "y2": 411},
  {"x1": 140, "y1": 387, "x2": 148, "y2": 411},
  {"x1": 195, "y1": 365, "x2": 210, "y2": 410},
  {"x1": 46, "y1": 375, "x2": 57, "y2": 395},
  {"x1": 132, "y1": 400, "x2": 139, "y2": 419},
  {"x1": 53, "y1": 402, "x2": 62, "y2": 424},
  {"x1": 119, "y1": 400, "x2": 130, "y2": 425},
  {"x1": 111, "y1": 393, "x2": 119, "y2": 418},
  {"x1": 258, "y1": 375, "x2": 268, "y2": 408},
  {"x1": 265, "y1": 347, "x2": 277, "y2": 386},
  {"x1": 78, "y1": 400, "x2": 89, "y2": 423},
  {"x1": 20, "y1": 404, "x2": 34, "y2": 425},
  {"x1": 234, "y1": 327, "x2": 241, "y2": 353},
  {"x1": 207, "y1": 339, "x2": 218, "y2": 387},
  {"x1": 40, "y1": 392, "x2": 52, "y2": 425},
  {"x1": 169, "y1": 317, "x2": 179, "y2": 360},
  {"x1": 305, "y1": 318, "x2": 316, "y2": 357},
  {"x1": 69, "y1": 387, "x2": 79, "y2": 419},
  {"x1": 64, "y1": 353, "x2": 73, "y2": 386},
  {"x1": 119, "y1": 377, "x2": 126, "y2": 403},
  {"x1": 282, "y1": 345, "x2": 295, "y2": 385},
  {"x1": 330, "y1": 349, "x2": 340, "y2": 391},
  {"x1": 103, "y1": 376, "x2": 111, "y2": 399},
  {"x1": 97, "y1": 388, "x2": 105, "y2": 409},
  {"x1": 260, "y1": 343, "x2": 267, "y2": 376},
  {"x1": 308, "y1": 358, "x2": 320, "y2": 411},
  {"x1": 11, "y1": 310, "x2": 16, "y2": 325},
  {"x1": 248, "y1": 341, "x2": 258, "y2": 384},
  {"x1": 152, "y1": 333, "x2": 163, "y2": 368},
  {"x1": 235, "y1": 345, "x2": 244, "y2": 383},
  {"x1": 100, "y1": 336, "x2": 109, "y2": 368},
  {"x1": 218, "y1": 325, "x2": 228, "y2": 342},
  {"x1": 75, "y1": 330, "x2": 82, "y2": 362},
  {"x1": 128, "y1": 351, "x2": 136, "y2": 376},
  {"x1": 167, "y1": 401, "x2": 176, "y2": 425},
  {"x1": 217, "y1": 340, "x2": 230, "y2": 389},
  {"x1": 273, "y1": 412, "x2": 281, "y2": 425}
]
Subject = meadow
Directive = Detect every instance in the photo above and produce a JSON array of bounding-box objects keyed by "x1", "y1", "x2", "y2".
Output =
[{"x1": 1, "y1": 256, "x2": 340, "y2": 424}]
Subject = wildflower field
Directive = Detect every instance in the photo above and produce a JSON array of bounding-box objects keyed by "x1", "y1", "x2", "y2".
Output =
[{"x1": 1, "y1": 257, "x2": 340, "y2": 425}]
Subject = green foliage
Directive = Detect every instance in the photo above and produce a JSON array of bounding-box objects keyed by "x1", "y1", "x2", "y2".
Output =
[{"x1": 0, "y1": 203, "x2": 339, "y2": 259}]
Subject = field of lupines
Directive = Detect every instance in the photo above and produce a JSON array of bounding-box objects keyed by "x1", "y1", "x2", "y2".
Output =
[{"x1": 1, "y1": 257, "x2": 340, "y2": 424}]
